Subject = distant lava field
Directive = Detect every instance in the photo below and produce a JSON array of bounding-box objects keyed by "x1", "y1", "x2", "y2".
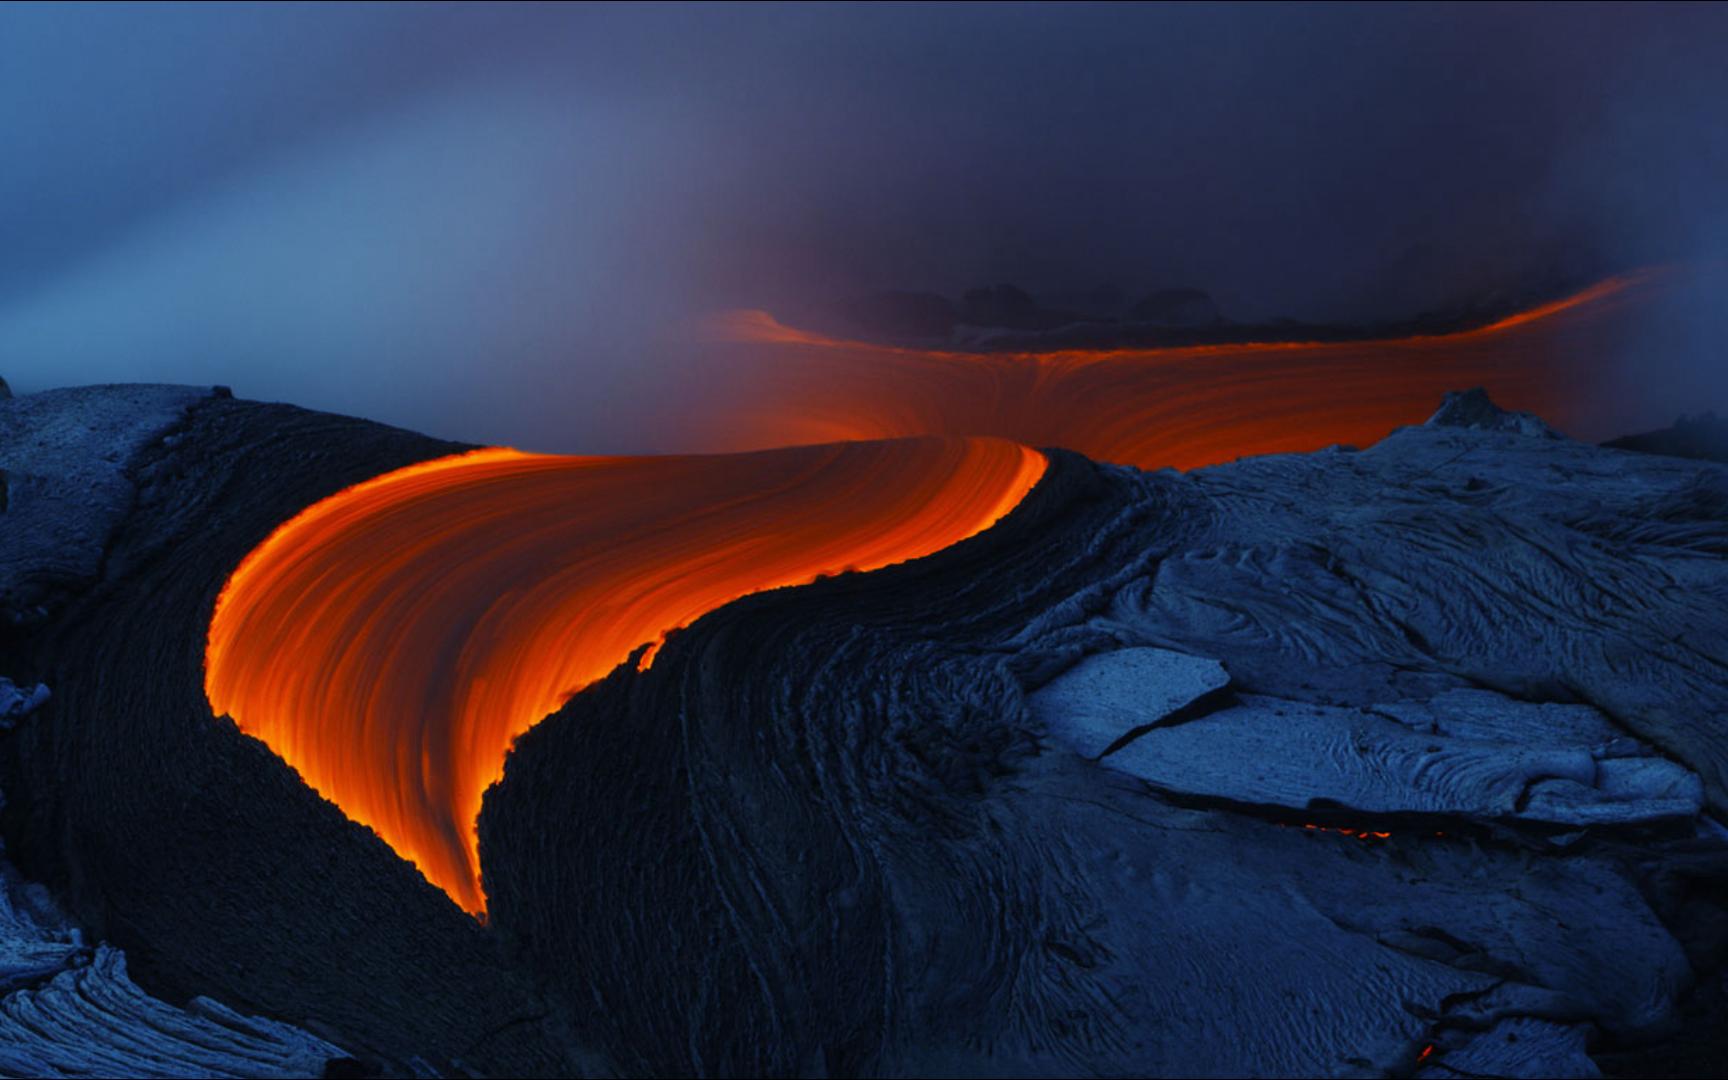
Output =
[
  {"x1": 1, "y1": 269, "x2": 1726, "y2": 1077},
  {"x1": 696, "y1": 269, "x2": 1665, "y2": 466}
]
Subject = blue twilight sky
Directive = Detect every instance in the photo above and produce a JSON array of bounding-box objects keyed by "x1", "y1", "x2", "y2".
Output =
[{"x1": 1, "y1": 2, "x2": 1724, "y2": 450}]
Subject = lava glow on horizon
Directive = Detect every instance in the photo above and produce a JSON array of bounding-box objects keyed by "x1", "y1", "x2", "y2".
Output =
[
  {"x1": 697, "y1": 269, "x2": 1665, "y2": 466},
  {"x1": 205, "y1": 437, "x2": 1045, "y2": 914}
]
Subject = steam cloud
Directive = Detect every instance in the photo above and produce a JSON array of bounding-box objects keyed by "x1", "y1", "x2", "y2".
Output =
[{"x1": 0, "y1": 2, "x2": 1723, "y2": 449}]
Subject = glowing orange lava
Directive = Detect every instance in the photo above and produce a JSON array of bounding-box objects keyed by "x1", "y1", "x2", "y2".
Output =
[
  {"x1": 1301, "y1": 824, "x2": 1393, "y2": 841},
  {"x1": 695, "y1": 269, "x2": 1666, "y2": 468},
  {"x1": 205, "y1": 438, "x2": 1043, "y2": 914},
  {"x1": 204, "y1": 269, "x2": 1661, "y2": 916}
]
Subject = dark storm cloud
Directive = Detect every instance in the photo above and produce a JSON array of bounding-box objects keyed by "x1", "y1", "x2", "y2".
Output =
[{"x1": 1, "y1": 2, "x2": 1723, "y2": 449}]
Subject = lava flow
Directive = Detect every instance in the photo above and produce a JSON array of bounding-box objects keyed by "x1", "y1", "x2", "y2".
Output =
[
  {"x1": 204, "y1": 269, "x2": 1661, "y2": 917},
  {"x1": 206, "y1": 437, "x2": 1045, "y2": 914},
  {"x1": 696, "y1": 269, "x2": 1666, "y2": 468}
]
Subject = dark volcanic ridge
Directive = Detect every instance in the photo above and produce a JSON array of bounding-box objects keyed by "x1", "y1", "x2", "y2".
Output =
[
  {"x1": 1, "y1": 383, "x2": 1726, "y2": 1077},
  {"x1": 1605, "y1": 410, "x2": 1728, "y2": 465}
]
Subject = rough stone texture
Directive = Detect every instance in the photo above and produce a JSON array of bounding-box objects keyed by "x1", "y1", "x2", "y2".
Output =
[
  {"x1": 0, "y1": 383, "x2": 1722, "y2": 1077},
  {"x1": 0, "y1": 677, "x2": 50, "y2": 726},
  {"x1": 1027, "y1": 645, "x2": 1230, "y2": 757},
  {"x1": 1426, "y1": 385, "x2": 1560, "y2": 437},
  {"x1": 0, "y1": 854, "x2": 343, "y2": 1078},
  {"x1": 2, "y1": 760, "x2": 346, "y2": 1079},
  {"x1": 0, "y1": 385, "x2": 213, "y2": 629},
  {"x1": 1102, "y1": 689, "x2": 1704, "y2": 829}
]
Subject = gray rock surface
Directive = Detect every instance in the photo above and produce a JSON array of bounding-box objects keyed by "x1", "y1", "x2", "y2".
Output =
[
  {"x1": 0, "y1": 384, "x2": 214, "y2": 626},
  {"x1": 1028, "y1": 645, "x2": 1230, "y2": 757},
  {"x1": 1100, "y1": 688, "x2": 1704, "y2": 829},
  {"x1": 0, "y1": 670, "x2": 342, "y2": 1077},
  {"x1": 0, "y1": 836, "x2": 343, "y2": 1078},
  {"x1": 0, "y1": 678, "x2": 50, "y2": 727},
  {"x1": 1425, "y1": 385, "x2": 1559, "y2": 437}
]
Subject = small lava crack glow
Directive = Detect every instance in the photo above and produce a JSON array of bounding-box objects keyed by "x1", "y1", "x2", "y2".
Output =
[
  {"x1": 1302, "y1": 824, "x2": 1393, "y2": 841},
  {"x1": 205, "y1": 438, "x2": 1044, "y2": 914}
]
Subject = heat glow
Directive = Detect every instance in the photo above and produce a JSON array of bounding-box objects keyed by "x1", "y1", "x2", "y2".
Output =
[
  {"x1": 206, "y1": 270, "x2": 1662, "y2": 916},
  {"x1": 699, "y1": 270, "x2": 1666, "y2": 467},
  {"x1": 205, "y1": 437, "x2": 1045, "y2": 914}
]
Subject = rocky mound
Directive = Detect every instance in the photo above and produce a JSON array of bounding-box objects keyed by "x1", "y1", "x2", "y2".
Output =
[{"x1": 1425, "y1": 385, "x2": 1560, "y2": 438}]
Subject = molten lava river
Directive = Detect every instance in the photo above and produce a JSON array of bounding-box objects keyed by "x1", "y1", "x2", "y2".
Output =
[
  {"x1": 205, "y1": 269, "x2": 1668, "y2": 915},
  {"x1": 697, "y1": 269, "x2": 1664, "y2": 466},
  {"x1": 206, "y1": 438, "x2": 1045, "y2": 914}
]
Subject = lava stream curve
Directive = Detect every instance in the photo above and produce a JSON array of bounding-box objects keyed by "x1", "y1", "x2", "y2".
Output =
[
  {"x1": 698, "y1": 269, "x2": 1663, "y2": 466},
  {"x1": 205, "y1": 436, "x2": 1045, "y2": 914}
]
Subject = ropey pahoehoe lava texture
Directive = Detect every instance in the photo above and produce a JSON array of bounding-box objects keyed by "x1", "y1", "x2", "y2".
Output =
[{"x1": 478, "y1": 410, "x2": 1728, "y2": 1076}]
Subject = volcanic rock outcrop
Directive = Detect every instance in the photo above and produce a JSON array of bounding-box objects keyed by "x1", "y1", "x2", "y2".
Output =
[
  {"x1": 1425, "y1": 385, "x2": 1560, "y2": 438},
  {"x1": 0, "y1": 384, "x2": 215, "y2": 629},
  {"x1": 0, "y1": 854, "x2": 344, "y2": 1079},
  {"x1": 1606, "y1": 411, "x2": 1728, "y2": 465},
  {"x1": 0, "y1": 382, "x2": 1724, "y2": 1077},
  {"x1": 1126, "y1": 285, "x2": 1222, "y2": 326}
]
